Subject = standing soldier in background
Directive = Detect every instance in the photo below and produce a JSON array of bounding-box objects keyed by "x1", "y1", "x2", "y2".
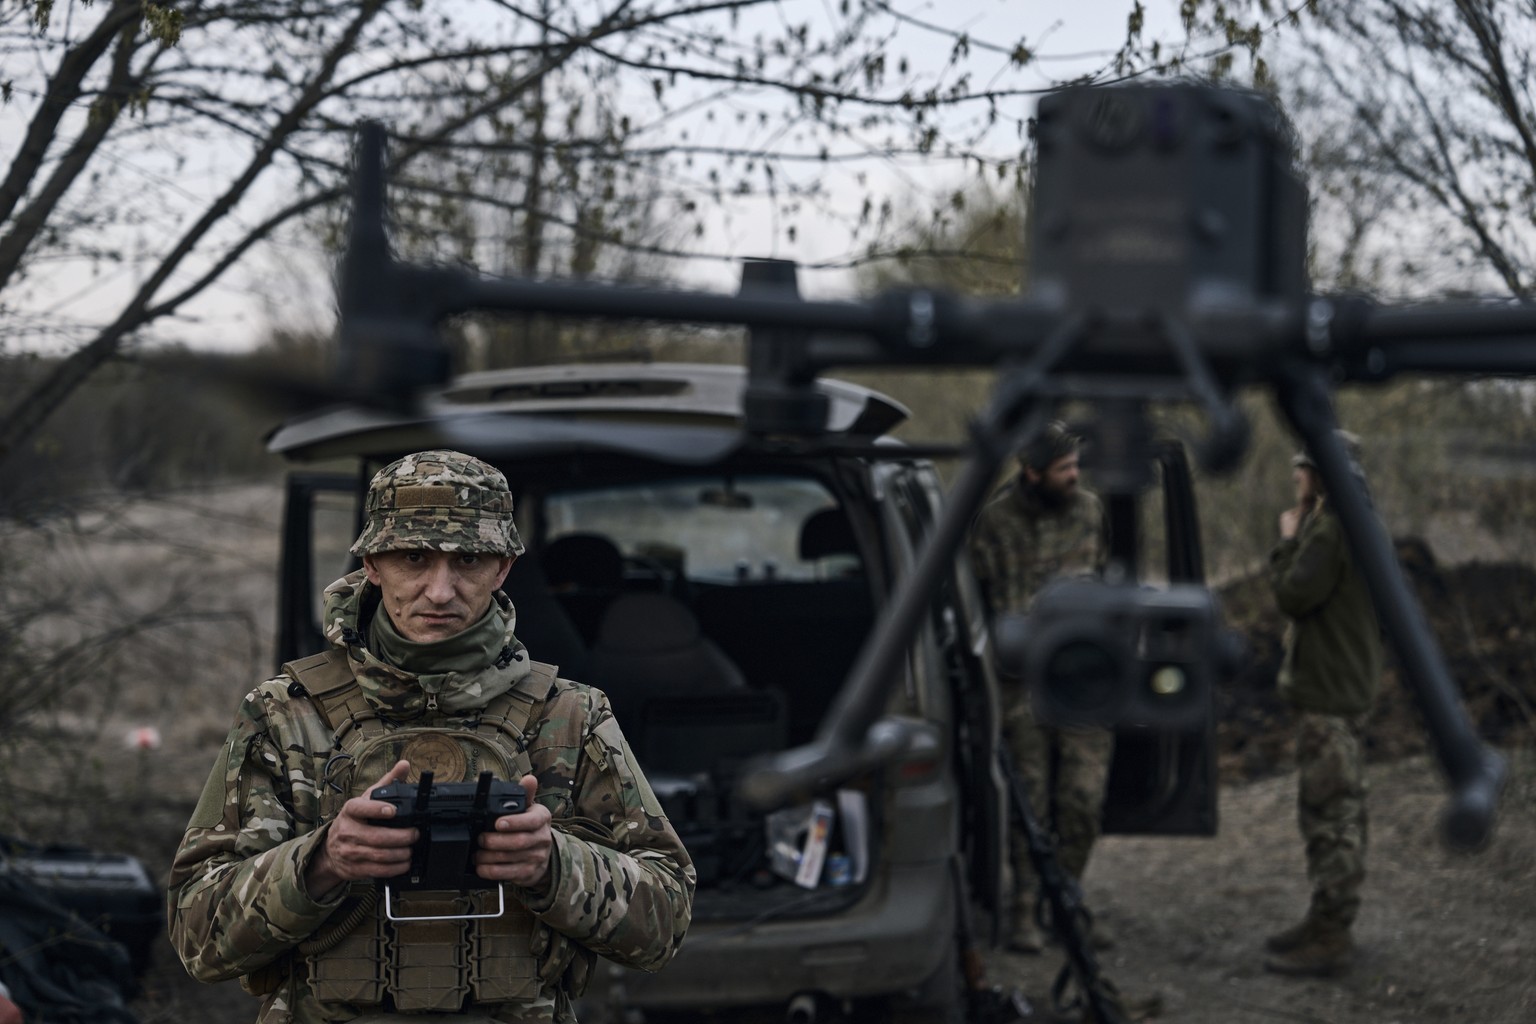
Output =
[
  {"x1": 968, "y1": 421, "x2": 1111, "y2": 954},
  {"x1": 1265, "y1": 432, "x2": 1382, "y2": 978},
  {"x1": 167, "y1": 450, "x2": 693, "y2": 1023}
]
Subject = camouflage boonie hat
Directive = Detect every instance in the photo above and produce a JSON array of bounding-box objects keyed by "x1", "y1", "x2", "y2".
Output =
[{"x1": 351, "y1": 450, "x2": 524, "y2": 556}]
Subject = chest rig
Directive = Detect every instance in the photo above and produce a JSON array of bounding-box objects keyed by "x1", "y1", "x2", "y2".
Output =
[{"x1": 283, "y1": 647, "x2": 557, "y2": 1015}]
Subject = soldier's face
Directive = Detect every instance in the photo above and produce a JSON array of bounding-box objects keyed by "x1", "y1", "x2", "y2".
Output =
[
  {"x1": 1026, "y1": 452, "x2": 1080, "y2": 497},
  {"x1": 1293, "y1": 466, "x2": 1322, "y2": 506},
  {"x1": 363, "y1": 549, "x2": 514, "y2": 642}
]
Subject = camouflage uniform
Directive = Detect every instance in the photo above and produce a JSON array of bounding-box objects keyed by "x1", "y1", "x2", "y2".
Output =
[
  {"x1": 1268, "y1": 496, "x2": 1381, "y2": 940},
  {"x1": 969, "y1": 476, "x2": 1111, "y2": 933},
  {"x1": 167, "y1": 452, "x2": 694, "y2": 1022}
]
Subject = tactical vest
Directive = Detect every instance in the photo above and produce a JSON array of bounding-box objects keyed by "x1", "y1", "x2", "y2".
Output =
[{"x1": 265, "y1": 648, "x2": 558, "y2": 1015}]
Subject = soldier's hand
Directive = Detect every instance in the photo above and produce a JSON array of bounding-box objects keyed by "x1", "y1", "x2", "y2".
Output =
[
  {"x1": 1279, "y1": 506, "x2": 1303, "y2": 540},
  {"x1": 475, "y1": 774, "x2": 553, "y2": 888},
  {"x1": 307, "y1": 760, "x2": 419, "y2": 895}
]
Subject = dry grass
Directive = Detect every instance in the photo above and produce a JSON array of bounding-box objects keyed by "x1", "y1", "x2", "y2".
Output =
[{"x1": 0, "y1": 484, "x2": 283, "y2": 868}]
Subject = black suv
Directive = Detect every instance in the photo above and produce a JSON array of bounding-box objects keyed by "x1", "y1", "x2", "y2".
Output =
[{"x1": 269, "y1": 361, "x2": 1215, "y2": 1022}]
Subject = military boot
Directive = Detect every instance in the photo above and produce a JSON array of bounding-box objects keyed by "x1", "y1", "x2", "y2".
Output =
[
  {"x1": 1263, "y1": 926, "x2": 1354, "y2": 978},
  {"x1": 1264, "y1": 915, "x2": 1322, "y2": 954},
  {"x1": 1007, "y1": 906, "x2": 1046, "y2": 954}
]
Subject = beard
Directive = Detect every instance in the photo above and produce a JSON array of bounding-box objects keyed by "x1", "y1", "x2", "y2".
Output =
[{"x1": 1031, "y1": 479, "x2": 1075, "y2": 509}]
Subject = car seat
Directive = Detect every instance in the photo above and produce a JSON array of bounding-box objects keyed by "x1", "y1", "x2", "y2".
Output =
[
  {"x1": 583, "y1": 592, "x2": 750, "y2": 730},
  {"x1": 541, "y1": 531, "x2": 625, "y2": 645},
  {"x1": 499, "y1": 548, "x2": 590, "y2": 681},
  {"x1": 799, "y1": 506, "x2": 860, "y2": 577}
]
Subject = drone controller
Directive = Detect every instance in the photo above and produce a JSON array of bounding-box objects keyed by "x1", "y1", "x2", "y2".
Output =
[{"x1": 369, "y1": 770, "x2": 527, "y2": 918}]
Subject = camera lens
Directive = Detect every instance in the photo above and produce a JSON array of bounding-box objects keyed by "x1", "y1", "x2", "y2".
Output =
[
  {"x1": 1148, "y1": 665, "x2": 1186, "y2": 696},
  {"x1": 1041, "y1": 638, "x2": 1121, "y2": 717}
]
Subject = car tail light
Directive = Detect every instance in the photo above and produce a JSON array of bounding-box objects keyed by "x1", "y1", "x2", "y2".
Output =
[
  {"x1": 895, "y1": 752, "x2": 943, "y2": 784},
  {"x1": 891, "y1": 719, "x2": 945, "y2": 785}
]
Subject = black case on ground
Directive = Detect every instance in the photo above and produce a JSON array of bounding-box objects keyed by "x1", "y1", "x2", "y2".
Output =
[{"x1": 3, "y1": 842, "x2": 162, "y2": 977}]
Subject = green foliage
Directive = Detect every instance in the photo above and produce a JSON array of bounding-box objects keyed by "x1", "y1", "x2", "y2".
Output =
[
  {"x1": 446, "y1": 316, "x2": 741, "y2": 373},
  {"x1": 27, "y1": 0, "x2": 56, "y2": 32},
  {"x1": 1180, "y1": 378, "x2": 1536, "y2": 582},
  {"x1": 856, "y1": 180, "x2": 1028, "y2": 297},
  {"x1": 142, "y1": 3, "x2": 183, "y2": 46}
]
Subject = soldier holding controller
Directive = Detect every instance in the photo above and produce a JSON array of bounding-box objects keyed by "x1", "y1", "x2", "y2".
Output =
[{"x1": 168, "y1": 450, "x2": 693, "y2": 1023}]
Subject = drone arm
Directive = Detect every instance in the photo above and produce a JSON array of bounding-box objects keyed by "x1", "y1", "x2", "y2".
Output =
[
  {"x1": 1274, "y1": 364, "x2": 1506, "y2": 851},
  {"x1": 1324, "y1": 296, "x2": 1536, "y2": 380}
]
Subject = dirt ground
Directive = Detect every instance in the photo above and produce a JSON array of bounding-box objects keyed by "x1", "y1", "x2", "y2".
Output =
[
  {"x1": 983, "y1": 750, "x2": 1536, "y2": 1024},
  {"x1": 3, "y1": 483, "x2": 1533, "y2": 1024}
]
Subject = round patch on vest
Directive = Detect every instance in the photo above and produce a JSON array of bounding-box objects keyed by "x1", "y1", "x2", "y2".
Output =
[{"x1": 401, "y1": 734, "x2": 469, "y2": 782}]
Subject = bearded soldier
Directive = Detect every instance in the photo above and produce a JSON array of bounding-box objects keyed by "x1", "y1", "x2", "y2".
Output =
[
  {"x1": 968, "y1": 421, "x2": 1111, "y2": 954},
  {"x1": 168, "y1": 450, "x2": 694, "y2": 1022},
  {"x1": 1264, "y1": 433, "x2": 1381, "y2": 978}
]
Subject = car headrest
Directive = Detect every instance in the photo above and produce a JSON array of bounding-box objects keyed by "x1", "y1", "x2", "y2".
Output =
[
  {"x1": 593, "y1": 592, "x2": 701, "y2": 652},
  {"x1": 799, "y1": 507, "x2": 857, "y2": 561},
  {"x1": 542, "y1": 531, "x2": 623, "y2": 590}
]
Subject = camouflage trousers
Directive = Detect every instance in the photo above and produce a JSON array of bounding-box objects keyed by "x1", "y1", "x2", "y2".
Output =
[
  {"x1": 1295, "y1": 711, "x2": 1369, "y2": 930},
  {"x1": 1003, "y1": 695, "x2": 1113, "y2": 911}
]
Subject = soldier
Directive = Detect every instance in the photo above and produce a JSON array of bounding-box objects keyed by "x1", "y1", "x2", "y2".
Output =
[
  {"x1": 1264, "y1": 433, "x2": 1382, "y2": 978},
  {"x1": 968, "y1": 421, "x2": 1111, "y2": 954},
  {"x1": 167, "y1": 450, "x2": 694, "y2": 1023}
]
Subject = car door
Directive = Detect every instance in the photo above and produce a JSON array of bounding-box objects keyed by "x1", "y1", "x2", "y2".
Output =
[
  {"x1": 276, "y1": 470, "x2": 363, "y2": 666},
  {"x1": 887, "y1": 461, "x2": 1008, "y2": 931},
  {"x1": 1099, "y1": 440, "x2": 1219, "y2": 836}
]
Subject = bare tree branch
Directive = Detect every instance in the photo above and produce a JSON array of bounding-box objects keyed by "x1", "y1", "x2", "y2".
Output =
[
  {"x1": 0, "y1": 0, "x2": 390, "y2": 461},
  {"x1": 0, "y1": 23, "x2": 167, "y2": 291},
  {"x1": 1296, "y1": 0, "x2": 1536, "y2": 295},
  {"x1": 0, "y1": 0, "x2": 141, "y2": 226}
]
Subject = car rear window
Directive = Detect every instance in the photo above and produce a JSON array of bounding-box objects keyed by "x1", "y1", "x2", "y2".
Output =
[{"x1": 543, "y1": 474, "x2": 853, "y2": 583}]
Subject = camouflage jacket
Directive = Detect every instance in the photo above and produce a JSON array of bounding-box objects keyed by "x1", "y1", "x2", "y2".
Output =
[
  {"x1": 167, "y1": 571, "x2": 695, "y2": 1023},
  {"x1": 968, "y1": 481, "x2": 1108, "y2": 618},
  {"x1": 1269, "y1": 501, "x2": 1382, "y2": 716}
]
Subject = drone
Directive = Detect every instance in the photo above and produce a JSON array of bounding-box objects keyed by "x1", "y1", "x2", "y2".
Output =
[{"x1": 332, "y1": 83, "x2": 1509, "y2": 865}]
